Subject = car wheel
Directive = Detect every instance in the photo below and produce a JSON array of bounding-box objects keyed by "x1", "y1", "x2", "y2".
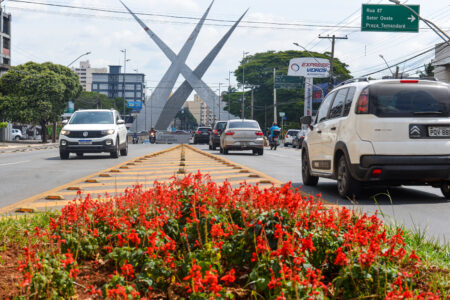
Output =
[
  {"x1": 60, "y1": 150, "x2": 69, "y2": 160},
  {"x1": 336, "y1": 155, "x2": 361, "y2": 199},
  {"x1": 211, "y1": 144, "x2": 216, "y2": 150},
  {"x1": 14, "y1": 136, "x2": 20, "y2": 141},
  {"x1": 441, "y1": 183, "x2": 450, "y2": 199},
  {"x1": 76, "y1": 152, "x2": 83, "y2": 158},
  {"x1": 259, "y1": 148, "x2": 264, "y2": 156},
  {"x1": 301, "y1": 150, "x2": 319, "y2": 186},
  {"x1": 219, "y1": 146, "x2": 223, "y2": 154},
  {"x1": 208, "y1": 144, "x2": 212, "y2": 150},
  {"x1": 252, "y1": 149, "x2": 257, "y2": 155},
  {"x1": 223, "y1": 148, "x2": 229, "y2": 155},
  {"x1": 120, "y1": 139, "x2": 128, "y2": 156},
  {"x1": 284, "y1": 143, "x2": 287, "y2": 147},
  {"x1": 110, "y1": 138, "x2": 120, "y2": 158}
]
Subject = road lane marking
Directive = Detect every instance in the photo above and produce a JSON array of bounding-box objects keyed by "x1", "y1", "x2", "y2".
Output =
[{"x1": 0, "y1": 160, "x2": 31, "y2": 167}]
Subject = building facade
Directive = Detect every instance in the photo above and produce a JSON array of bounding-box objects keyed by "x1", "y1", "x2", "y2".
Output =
[
  {"x1": 72, "y1": 60, "x2": 107, "y2": 91},
  {"x1": 91, "y1": 65, "x2": 145, "y2": 110},
  {"x1": 0, "y1": 8, "x2": 11, "y2": 76},
  {"x1": 184, "y1": 94, "x2": 215, "y2": 127},
  {"x1": 433, "y1": 43, "x2": 450, "y2": 83}
]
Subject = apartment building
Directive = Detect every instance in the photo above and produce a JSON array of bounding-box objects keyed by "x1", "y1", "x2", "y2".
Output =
[
  {"x1": 72, "y1": 60, "x2": 107, "y2": 91},
  {"x1": 0, "y1": 8, "x2": 11, "y2": 76}
]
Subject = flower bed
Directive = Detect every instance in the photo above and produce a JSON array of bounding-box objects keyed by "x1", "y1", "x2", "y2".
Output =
[{"x1": 14, "y1": 173, "x2": 443, "y2": 299}]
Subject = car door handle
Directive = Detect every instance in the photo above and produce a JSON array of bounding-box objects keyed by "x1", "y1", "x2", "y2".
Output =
[
  {"x1": 317, "y1": 130, "x2": 322, "y2": 134},
  {"x1": 330, "y1": 127, "x2": 337, "y2": 131}
]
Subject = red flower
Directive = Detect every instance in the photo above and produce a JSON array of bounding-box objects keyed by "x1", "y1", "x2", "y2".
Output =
[{"x1": 220, "y1": 269, "x2": 236, "y2": 285}]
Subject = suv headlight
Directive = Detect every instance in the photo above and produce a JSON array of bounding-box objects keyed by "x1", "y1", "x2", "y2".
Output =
[
  {"x1": 60, "y1": 130, "x2": 70, "y2": 136},
  {"x1": 102, "y1": 129, "x2": 115, "y2": 135}
]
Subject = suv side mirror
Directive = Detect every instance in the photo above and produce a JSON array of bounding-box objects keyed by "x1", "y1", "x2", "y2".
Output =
[
  {"x1": 62, "y1": 120, "x2": 68, "y2": 125},
  {"x1": 117, "y1": 120, "x2": 125, "y2": 125},
  {"x1": 300, "y1": 116, "x2": 312, "y2": 125}
]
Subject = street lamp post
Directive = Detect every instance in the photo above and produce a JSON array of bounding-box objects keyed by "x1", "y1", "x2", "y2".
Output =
[
  {"x1": 120, "y1": 49, "x2": 130, "y2": 117},
  {"x1": 389, "y1": 0, "x2": 450, "y2": 46},
  {"x1": 379, "y1": 54, "x2": 395, "y2": 77},
  {"x1": 226, "y1": 71, "x2": 232, "y2": 120},
  {"x1": 67, "y1": 51, "x2": 91, "y2": 67},
  {"x1": 242, "y1": 51, "x2": 249, "y2": 119}
]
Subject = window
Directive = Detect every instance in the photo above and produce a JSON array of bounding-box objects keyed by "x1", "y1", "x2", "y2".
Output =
[
  {"x1": 316, "y1": 92, "x2": 335, "y2": 123},
  {"x1": 229, "y1": 121, "x2": 259, "y2": 129},
  {"x1": 69, "y1": 111, "x2": 114, "y2": 124},
  {"x1": 99, "y1": 84, "x2": 108, "y2": 90},
  {"x1": 93, "y1": 74, "x2": 108, "y2": 81},
  {"x1": 125, "y1": 92, "x2": 134, "y2": 97},
  {"x1": 369, "y1": 84, "x2": 450, "y2": 117},
  {"x1": 125, "y1": 84, "x2": 134, "y2": 90},
  {"x1": 343, "y1": 87, "x2": 356, "y2": 116},
  {"x1": 329, "y1": 88, "x2": 348, "y2": 119}
]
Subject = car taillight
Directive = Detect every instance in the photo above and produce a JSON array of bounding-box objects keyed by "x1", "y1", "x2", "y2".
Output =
[
  {"x1": 356, "y1": 87, "x2": 369, "y2": 114},
  {"x1": 301, "y1": 136, "x2": 305, "y2": 139},
  {"x1": 400, "y1": 79, "x2": 419, "y2": 83},
  {"x1": 255, "y1": 131, "x2": 264, "y2": 136},
  {"x1": 225, "y1": 131, "x2": 235, "y2": 136},
  {"x1": 214, "y1": 129, "x2": 218, "y2": 135},
  {"x1": 195, "y1": 131, "x2": 201, "y2": 134},
  {"x1": 285, "y1": 135, "x2": 289, "y2": 139}
]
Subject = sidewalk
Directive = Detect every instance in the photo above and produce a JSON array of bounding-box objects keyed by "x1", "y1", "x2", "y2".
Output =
[{"x1": 0, "y1": 140, "x2": 58, "y2": 152}]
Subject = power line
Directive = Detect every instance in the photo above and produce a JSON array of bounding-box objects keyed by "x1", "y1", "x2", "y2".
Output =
[
  {"x1": 360, "y1": 47, "x2": 437, "y2": 77},
  {"x1": 5, "y1": 0, "x2": 449, "y2": 32}
]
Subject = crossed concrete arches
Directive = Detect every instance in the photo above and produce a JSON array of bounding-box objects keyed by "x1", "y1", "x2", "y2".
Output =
[{"x1": 120, "y1": 1, "x2": 247, "y2": 130}]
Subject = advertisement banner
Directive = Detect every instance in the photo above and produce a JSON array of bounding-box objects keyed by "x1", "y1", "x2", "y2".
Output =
[{"x1": 288, "y1": 57, "x2": 330, "y2": 78}]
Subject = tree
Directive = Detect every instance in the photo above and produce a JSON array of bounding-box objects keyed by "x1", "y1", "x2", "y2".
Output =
[
  {"x1": 0, "y1": 62, "x2": 82, "y2": 142},
  {"x1": 175, "y1": 108, "x2": 198, "y2": 130},
  {"x1": 74, "y1": 91, "x2": 132, "y2": 114},
  {"x1": 224, "y1": 50, "x2": 351, "y2": 129},
  {"x1": 418, "y1": 62, "x2": 434, "y2": 78}
]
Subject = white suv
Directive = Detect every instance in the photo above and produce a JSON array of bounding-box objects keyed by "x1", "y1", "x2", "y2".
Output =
[
  {"x1": 59, "y1": 109, "x2": 128, "y2": 160},
  {"x1": 300, "y1": 78, "x2": 450, "y2": 199}
]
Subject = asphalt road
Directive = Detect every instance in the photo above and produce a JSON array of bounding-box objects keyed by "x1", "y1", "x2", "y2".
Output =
[
  {"x1": 0, "y1": 144, "x2": 173, "y2": 209},
  {"x1": 193, "y1": 144, "x2": 450, "y2": 244},
  {"x1": 1, "y1": 143, "x2": 448, "y2": 243}
]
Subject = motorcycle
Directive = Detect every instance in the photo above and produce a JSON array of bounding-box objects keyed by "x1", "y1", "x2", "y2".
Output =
[
  {"x1": 149, "y1": 132, "x2": 156, "y2": 144},
  {"x1": 270, "y1": 130, "x2": 280, "y2": 150},
  {"x1": 132, "y1": 134, "x2": 139, "y2": 144}
]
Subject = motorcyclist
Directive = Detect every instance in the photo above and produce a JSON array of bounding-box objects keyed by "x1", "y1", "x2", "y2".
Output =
[
  {"x1": 149, "y1": 128, "x2": 157, "y2": 143},
  {"x1": 269, "y1": 122, "x2": 281, "y2": 139}
]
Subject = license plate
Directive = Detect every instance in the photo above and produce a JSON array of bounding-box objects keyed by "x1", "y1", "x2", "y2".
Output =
[
  {"x1": 241, "y1": 142, "x2": 248, "y2": 147},
  {"x1": 428, "y1": 126, "x2": 450, "y2": 137},
  {"x1": 202, "y1": 133, "x2": 208, "y2": 135},
  {"x1": 78, "y1": 139, "x2": 92, "y2": 145}
]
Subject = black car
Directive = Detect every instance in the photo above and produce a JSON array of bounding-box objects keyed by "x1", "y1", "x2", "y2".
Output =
[
  {"x1": 209, "y1": 121, "x2": 227, "y2": 150},
  {"x1": 193, "y1": 127, "x2": 212, "y2": 144},
  {"x1": 292, "y1": 130, "x2": 307, "y2": 149}
]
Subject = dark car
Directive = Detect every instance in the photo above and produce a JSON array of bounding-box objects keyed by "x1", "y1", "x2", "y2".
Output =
[
  {"x1": 193, "y1": 127, "x2": 212, "y2": 144},
  {"x1": 209, "y1": 121, "x2": 227, "y2": 150},
  {"x1": 292, "y1": 130, "x2": 307, "y2": 149}
]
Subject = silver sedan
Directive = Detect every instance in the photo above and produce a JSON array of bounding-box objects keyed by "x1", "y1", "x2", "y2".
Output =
[{"x1": 219, "y1": 119, "x2": 264, "y2": 155}]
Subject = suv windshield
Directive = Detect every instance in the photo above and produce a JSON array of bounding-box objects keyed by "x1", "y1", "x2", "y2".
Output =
[
  {"x1": 70, "y1": 111, "x2": 114, "y2": 124},
  {"x1": 369, "y1": 84, "x2": 450, "y2": 117},
  {"x1": 229, "y1": 121, "x2": 259, "y2": 129},
  {"x1": 287, "y1": 130, "x2": 299, "y2": 136}
]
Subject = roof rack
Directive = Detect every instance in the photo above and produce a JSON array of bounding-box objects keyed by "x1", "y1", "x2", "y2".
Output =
[{"x1": 336, "y1": 77, "x2": 369, "y2": 87}]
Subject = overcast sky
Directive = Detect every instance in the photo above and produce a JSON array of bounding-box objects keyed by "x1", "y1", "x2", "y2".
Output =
[{"x1": 3, "y1": 0, "x2": 449, "y2": 99}]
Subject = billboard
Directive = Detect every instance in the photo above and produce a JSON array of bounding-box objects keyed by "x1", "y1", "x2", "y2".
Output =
[{"x1": 288, "y1": 57, "x2": 330, "y2": 78}]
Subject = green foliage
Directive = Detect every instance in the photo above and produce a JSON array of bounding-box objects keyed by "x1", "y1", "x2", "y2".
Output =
[
  {"x1": 74, "y1": 91, "x2": 132, "y2": 115},
  {"x1": 225, "y1": 50, "x2": 351, "y2": 128},
  {"x1": 0, "y1": 122, "x2": 8, "y2": 129},
  {"x1": 0, "y1": 62, "x2": 82, "y2": 142},
  {"x1": 175, "y1": 108, "x2": 198, "y2": 130}
]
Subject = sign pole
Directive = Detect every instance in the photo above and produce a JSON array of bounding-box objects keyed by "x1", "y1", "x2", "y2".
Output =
[
  {"x1": 304, "y1": 77, "x2": 313, "y2": 116},
  {"x1": 273, "y1": 68, "x2": 277, "y2": 124}
]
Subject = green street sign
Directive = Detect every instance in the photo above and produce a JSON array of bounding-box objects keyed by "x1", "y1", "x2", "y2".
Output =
[
  {"x1": 274, "y1": 75, "x2": 304, "y2": 89},
  {"x1": 361, "y1": 4, "x2": 420, "y2": 32}
]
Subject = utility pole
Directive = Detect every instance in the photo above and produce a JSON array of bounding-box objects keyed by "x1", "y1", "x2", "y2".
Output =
[
  {"x1": 318, "y1": 35, "x2": 348, "y2": 91},
  {"x1": 218, "y1": 82, "x2": 222, "y2": 121},
  {"x1": 227, "y1": 71, "x2": 232, "y2": 120},
  {"x1": 273, "y1": 68, "x2": 277, "y2": 124},
  {"x1": 395, "y1": 66, "x2": 400, "y2": 79},
  {"x1": 242, "y1": 51, "x2": 249, "y2": 119},
  {"x1": 250, "y1": 86, "x2": 254, "y2": 120}
]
